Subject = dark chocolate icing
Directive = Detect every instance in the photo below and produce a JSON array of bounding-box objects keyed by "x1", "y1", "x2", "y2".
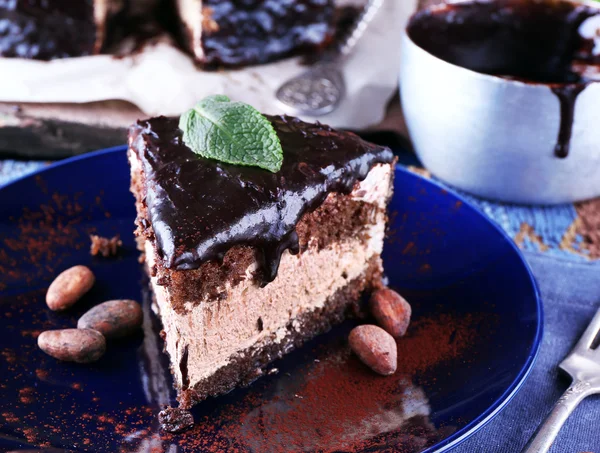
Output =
[
  {"x1": 130, "y1": 115, "x2": 394, "y2": 284},
  {"x1": 407, "y1": 0, "x2": 600, "y2": 158}
]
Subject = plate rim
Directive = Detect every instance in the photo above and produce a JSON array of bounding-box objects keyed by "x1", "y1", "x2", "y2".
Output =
[{"x1": 0, "y1": 145, "x2": 543, "y2": 453}]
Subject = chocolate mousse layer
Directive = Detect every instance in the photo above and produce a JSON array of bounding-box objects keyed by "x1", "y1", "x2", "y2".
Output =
[{"x1": 177, "y1": 255, "x2": 383, "y2": 408}]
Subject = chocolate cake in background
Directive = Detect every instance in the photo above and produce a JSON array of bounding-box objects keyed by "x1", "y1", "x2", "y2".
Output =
[
  {"x1": 173, "y1": 0, "x2": 335, "y2": 67},
  {"x1": 0, "y1": 0, "x2": 335, "y2": 65},
  {"x1": 128, "y1": 114, "x2": 395, "y2": 408},
  {"x1": 0, "y1": 0, "x2": 131, "y2": 59}
]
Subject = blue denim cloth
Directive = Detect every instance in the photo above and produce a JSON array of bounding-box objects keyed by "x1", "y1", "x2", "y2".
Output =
[
  {"x1": 454, "y1": 252, "x2": 600, "y2": 453},
  {"x1": 0, "y1": 160, "x2": 46, "y2": 187}
]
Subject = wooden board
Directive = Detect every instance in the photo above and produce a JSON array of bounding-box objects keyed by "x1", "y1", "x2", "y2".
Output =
[{"x1": 0, "y1": 97, "x2": 408, "y2": 159}]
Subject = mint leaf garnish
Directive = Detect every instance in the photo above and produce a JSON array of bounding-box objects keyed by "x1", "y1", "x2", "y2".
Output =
[{"x1": 179, "y1": 95, "x2": 283, "y2": 173}]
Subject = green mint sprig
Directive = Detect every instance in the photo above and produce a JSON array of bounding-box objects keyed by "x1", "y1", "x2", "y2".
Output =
[{"x1": 179, "y1": 95, "x2": 283, "y2": 173}]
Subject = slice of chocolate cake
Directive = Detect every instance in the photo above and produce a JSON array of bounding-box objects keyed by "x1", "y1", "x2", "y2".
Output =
[
  {"x1": 0, "y1": 0, "x2": 127, "y2": 59},
  {"x1": 128, "y1": 102, "x2": 395, "y2": 408},
  {"x1": 173, "y1": 0, "x2": 334, "y2": 67}
]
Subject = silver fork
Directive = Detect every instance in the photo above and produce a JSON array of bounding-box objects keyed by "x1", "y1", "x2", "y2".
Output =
[
  {"x1": 275, "y1": 0, "x2": 384, "y2": 117},
  {"x1": 522, "y1": 307, "x2": 600, "y2": 453}
]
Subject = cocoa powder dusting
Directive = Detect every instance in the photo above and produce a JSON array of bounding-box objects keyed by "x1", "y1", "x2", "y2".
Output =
[
  {"x1": 0, "y1": 189, "x2": 104, "y2": 287},
  {"x1": 18, "y1": 387, "x2": 36, "y2": 404},
  {"x1": 90, "y1": 234, "x2": 123, "y2": 257},
  {"x1": 1, "y1": 307, "x2": 484, "y2": 452},
  {"x1": 167, "y1": 313, "x2": 484, "y2": 453}
]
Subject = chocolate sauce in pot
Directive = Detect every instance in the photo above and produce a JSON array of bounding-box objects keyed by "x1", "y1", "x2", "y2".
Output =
[{"x1": 407, "y1": 0, "x2": 600, "y2": 158}]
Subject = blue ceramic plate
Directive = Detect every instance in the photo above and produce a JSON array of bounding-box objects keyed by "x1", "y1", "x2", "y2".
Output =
[{"x1": 0, "y1": 146, "x2": 542, "y2": 453}]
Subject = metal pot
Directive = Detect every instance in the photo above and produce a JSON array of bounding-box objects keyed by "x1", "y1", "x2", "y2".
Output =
[{"x1": 400, "y1": 0, "x2": 600, "y2": 205}]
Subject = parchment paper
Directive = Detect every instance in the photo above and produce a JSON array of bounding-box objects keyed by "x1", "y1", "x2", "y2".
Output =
[{"x1": 0, "y1": 0, "x2": 417, "y2": 129}]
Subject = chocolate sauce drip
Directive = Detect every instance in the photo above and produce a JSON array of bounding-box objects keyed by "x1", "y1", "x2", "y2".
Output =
[
  {"x1": 407, "y1": 0, "x2": 600, "y2": 158},
  {"x1": 552, "y1": 84, "x2": 587, "y2": 158},
  {"x1": 130, "y1": 115, "x2": 394, "y2": 285}
]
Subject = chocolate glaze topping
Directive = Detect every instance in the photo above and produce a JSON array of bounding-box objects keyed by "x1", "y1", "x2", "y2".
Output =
[
  {"x1": 408, "y1": 0, "x2": 600, "y2": 158},
  {"x1": 130, "y1": 116, "x2": 394, "y2": 284}
]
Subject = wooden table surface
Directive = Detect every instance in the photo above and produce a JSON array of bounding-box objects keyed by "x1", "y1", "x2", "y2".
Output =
[
  {"x1": 0, "y1": 97, "x2": 409, "y2": 159},
  {"x1": 0, "y1": 100, "x2": 150, "y2": 159}
]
